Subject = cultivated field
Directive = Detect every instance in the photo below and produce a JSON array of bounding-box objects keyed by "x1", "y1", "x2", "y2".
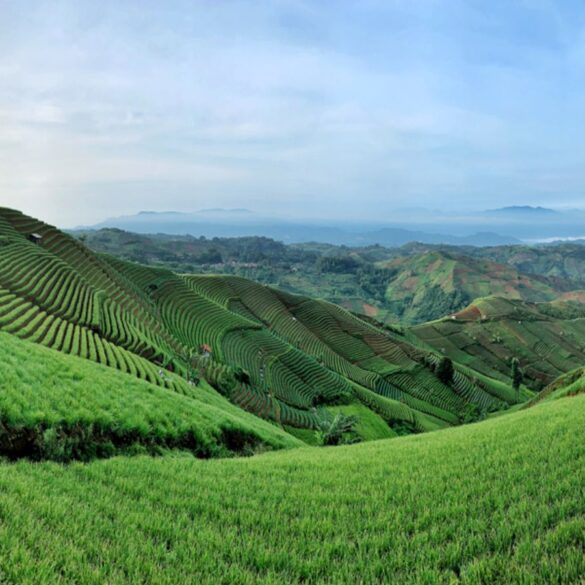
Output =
[
  {"x1": 0, "y1": 208, "x2": 530, "y2": 444},
  {"x1": 0, "y1": 394, "x2": 582, "y2": 583}
]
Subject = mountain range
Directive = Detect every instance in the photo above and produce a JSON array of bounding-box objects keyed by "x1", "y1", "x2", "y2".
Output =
[{"x1": 81, "y1": 205, "x2": 585, "y2": 246}]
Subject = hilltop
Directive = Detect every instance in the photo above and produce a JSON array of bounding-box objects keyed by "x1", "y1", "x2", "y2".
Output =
[{"x1": 381, "y1": 250, "x2": 570, "y2": 324}]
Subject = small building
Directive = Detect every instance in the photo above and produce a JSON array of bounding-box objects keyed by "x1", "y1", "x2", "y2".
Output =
[
  {"x1": 199, "y1": 343, "x2": 212, "y2": 358},
  {"x1": 28, "y1": 233, "x2": 43, "y2": 245}
]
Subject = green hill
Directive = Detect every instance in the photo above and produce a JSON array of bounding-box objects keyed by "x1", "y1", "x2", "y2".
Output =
[
  {"x1": 1, "y1": 207, "x2": 585, "y2": 582},
  {"x1": 0, "y1": 208, "x2": 526, "y2": 448},
  {"x1": 382, "y1": 250, "x2": 569, "y2": 324},
  {"x1": 0, "y1": 391, "x2": 582, "y2": 583},
  {"x1": 76, "y1": 229, "x2": 585, "y2": 327},
  {"x1": 0, "y1": 331, "x2": 300, "y2": 460},
  {"x1": 411, "y1": 296, "x2": 585, "y2": 390}
]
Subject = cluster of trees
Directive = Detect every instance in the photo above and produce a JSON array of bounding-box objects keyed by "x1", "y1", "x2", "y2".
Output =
[
  {"x1": 356, "y1": 265, "x2": 396, "y2": 303},
  {"x1": 317, "y1": 255, "x2": 360, "y2": 274},
  {"x1": 78, "y1": 229, "x2": 319, "y2": 269},
  {"x1": 413, "y1": 285, "x2": 471, "y2": 323}
]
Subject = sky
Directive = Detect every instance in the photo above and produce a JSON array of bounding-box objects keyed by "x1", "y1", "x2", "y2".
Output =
[{"x1": 2, "y1": 0, "x2": 585, "y2": 227}]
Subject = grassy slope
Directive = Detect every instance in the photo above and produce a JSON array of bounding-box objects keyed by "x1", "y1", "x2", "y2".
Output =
[
  {"x1": 411, "y1": 296, "x2": 585, "y2": 389},
  {"x1": 525, "y1": 364, "x2": 585, "y2": 406},
  {"x1": 0, "y1": 395, "x2": 583, "y2": 583},
  {"x1": 0, "y1": 332, "x2": 300, "y2": 459},
  {"x1": 328, "y1": 403, "x2": 397, "y2": 441}
]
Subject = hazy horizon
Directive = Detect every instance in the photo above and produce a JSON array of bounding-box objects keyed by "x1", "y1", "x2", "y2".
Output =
[{"x1": 2, "y1": 1, "x2": 585, "y2": 226}]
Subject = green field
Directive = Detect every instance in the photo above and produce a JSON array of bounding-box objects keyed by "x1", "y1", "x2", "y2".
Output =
[
  {"x1": 0, "y1": 393, "x2": 583, "y2": 583},
  {"x1": 412, "y1": 296, "x2": 585, "y2": 390},
  {"x1": 0, "y1": 331, "x2": 300, "y2": 460}
]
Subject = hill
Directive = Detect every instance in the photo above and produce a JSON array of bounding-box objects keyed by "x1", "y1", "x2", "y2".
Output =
[
  {"x1": 0, "y1": 391, "x2": 582, "y2": 582},
  {"x1": 411, "y1": 296, "x2": 585, "y2": 390},
  {"x1": 461, "y1": 242, "x2": 585, "y2": 283},
  {"x1": 0, "y1": 207, "x2": 527, "y2": 450},
  {"x1": 76, "y1": 230, "x2": 585, "y2": 326},
  {"x1": 0, "y1": 331, "x2": 300, "y2": 460},
  {"x1": 381, "y1": 250, "x2": 572, "y2": 324}
]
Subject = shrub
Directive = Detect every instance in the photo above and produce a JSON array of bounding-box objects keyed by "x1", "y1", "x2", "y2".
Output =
[
  {"x1": 436, "y1": 357, "x2": 454, "y2": 385},
  {"x1": 315, "y1": 414, "x2": 358, "y2": 446}
]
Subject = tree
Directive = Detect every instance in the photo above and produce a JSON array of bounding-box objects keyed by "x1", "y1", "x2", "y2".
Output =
[
  {"x1": 316, "y1": 414, "x2": 359, "y2": 446},
  {"x1": 436, "y1": 356, "x2": 454, "y2": 385},
  {"x1": 511, "y1": 357, "x2": 523, "y2": 401}
]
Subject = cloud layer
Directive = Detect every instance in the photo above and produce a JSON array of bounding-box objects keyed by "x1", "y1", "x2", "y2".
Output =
[{"x1": 2, "y1": 0, "x2": 585, "y2": 226}]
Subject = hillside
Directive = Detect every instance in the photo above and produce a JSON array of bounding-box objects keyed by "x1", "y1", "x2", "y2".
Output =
[
  {"x1": 411, "y1": 296, "x2": 585, "y2": 390},
  {"x1": 76, "y1": 229, "x2": 585, "y2": 326},
  {"x1": 0, "y1": 392, "x2": 582, "y2": 583},
  {"x1": 0, "y1": 331, "x2": 300, "y2": 460},
  {"x1": 1, "y1": 207, "x2": 585, "y2": 583},
  {"x1": 465, "y1": 242, "x2": 585, "y2": 283},
  {"x1": 0, "y1": 207, "x2": 530, "y2": 449},
  {"x1": 381, "y1": 250, "x2": 571, "y2": 324},
  {"x1": 73, "y1": 227, "x2": 401, "y2": 324}
]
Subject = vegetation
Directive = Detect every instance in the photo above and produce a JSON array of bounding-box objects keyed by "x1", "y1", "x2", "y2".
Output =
[
  {"x1": 0, "y1": 207, "x2": 531, "y2": 447},
  {"x1": 315, "y1": 413, "x2": 359, "y2": 446},
  {"x1": 411, "y1": 296, "x2": 585, "y2": 390},
  {"x1": 75, "y1": 228, "x2": 585, "y2": 326},
  {"x1": 0, "y1": 395, "x2": 582, "y2": 583},
  {"x1": 0, "y1": 331, "x2": 300, "y2": 461},
  {"x1": 435, "y1": 356, "x2": 454, "y2": 385},
  {"x1": 1, "y1": 207, "x2": 585, "y2": 582},
  {"x1": 511, "y1": 357, "x2": 523, "y2": 399}
]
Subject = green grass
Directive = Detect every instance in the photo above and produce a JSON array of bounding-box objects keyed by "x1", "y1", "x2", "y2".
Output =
[
  {"x1": 0, "y1": 332, "x2": 300, "y2": 460},
  {"x1": 328, "y1": 403, "x2": 397, "y2": 441},
  {"x1": 0, "y1": 395, "x2": 583, "y2": 583}
]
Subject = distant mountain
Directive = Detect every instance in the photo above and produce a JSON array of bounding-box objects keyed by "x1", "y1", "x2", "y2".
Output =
[
  {"x1": 483, "y1": 205, "x2": 559, "y2": 216},
  {"x1": 85, "y1": 211, "x2": 519, "y2": 247},
  {"x1": 197, "y1": 208, "x2": 253, "y2": 214}
]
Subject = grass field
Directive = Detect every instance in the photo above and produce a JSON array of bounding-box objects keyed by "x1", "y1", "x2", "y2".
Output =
[{"x1": 0, "y1": 393, "x2": 582, "y2": 584}]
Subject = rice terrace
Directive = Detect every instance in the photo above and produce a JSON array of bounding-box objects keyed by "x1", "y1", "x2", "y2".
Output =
[{"x1": 2, "y1": 2, "x2": 585, "y2": 583}]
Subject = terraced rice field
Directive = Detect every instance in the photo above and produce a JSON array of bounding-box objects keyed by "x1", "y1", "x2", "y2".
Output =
[{"x1": 0, "y1": 208, "x2": 532, "y2": 441}]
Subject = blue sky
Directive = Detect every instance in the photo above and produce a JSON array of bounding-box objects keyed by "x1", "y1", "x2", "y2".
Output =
[{"x1": 1, "y1": 0, "x2": 585, "y2": 226}]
